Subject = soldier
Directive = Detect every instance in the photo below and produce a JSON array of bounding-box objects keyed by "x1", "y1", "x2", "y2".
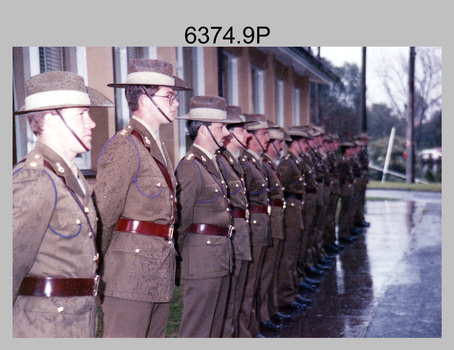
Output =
[
  {"x1": 353, "y1": 133, "x2": 371, "y2": 228},
  {"x1": 337, "y1": 141, "x2": 358, "y2": 244},
  {"x1": 301, "y1": 126, "x2": 334, "y2": 276},
  {"x1": 323, "y1": 133, "x2": 344, "y2": 254},
  {"x1": 258, "y1": 125, "x2": 291, "y2": 332},
  {"x1": 276, "y1": 128, "x2": 308, "y2": 314},
  {"x1": 286, "y1": 126, "x2": 321, "y2": 294},
  {"x1": 95, "y1": 59, "x2": 191, "y2": 337},
  {"x1": 13, "y1": 71, "x2": 113, "y2": 337},
  {"x1": 237, "y1": 114, "x2": 272, "y2": 337},
  {"x1": 174, "y1": 95, "x2": 237, "y2": 337},
  {"x1": 216, "y1": 106, "x2": 253, "y2": 337}
]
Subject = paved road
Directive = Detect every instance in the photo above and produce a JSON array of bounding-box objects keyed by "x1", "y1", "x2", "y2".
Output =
[{"x1": 267, "y1": 189, "x2": 442, "y2": 338}]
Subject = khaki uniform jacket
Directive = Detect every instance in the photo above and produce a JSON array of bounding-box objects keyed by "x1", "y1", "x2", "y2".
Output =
[
  {"x1": 358, "y1": 147, "x2": 370, "y2": 185},
  {"x1": 175, "y1": 145, "x2": 233, "y2": 279},
  {"x1": 239, "y1": 149, "x2": 270, "y2": 247},
  {"x1": 311, "y1": 149, "x2": 328, "y2": 205},
  {"x1": 337, "y1": 155, "x2": 355, "y2": 198},
  {"x1": 95, "y1": 118, "x2": 176, "y2": 303},
  {"x1": 278, "y1": 152, "x2": 305, "y2": 230},
  {"x1": 261, "y1": 153, "x2": 285, "y2": 240},
  {"x1": 216, "y1": 147, "x2": 252, "y2": 261},
  {"x1": 299, "y1": 152, "x2": 317, "y2": 193},
  {"x1": 326, "y1": 151, "x2": 340, "y2": 195},
  {"x1": 13, "y1": 141, "x2": 98, "y2": 337}
]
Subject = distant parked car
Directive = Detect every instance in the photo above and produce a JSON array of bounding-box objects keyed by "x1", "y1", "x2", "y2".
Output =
[{"x1": 418, "y1": 148, "x2": 442, "y2": 161}]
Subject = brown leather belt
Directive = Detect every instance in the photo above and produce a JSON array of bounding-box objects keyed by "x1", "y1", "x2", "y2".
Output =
[
  {"x1": 115, "y1": 218, "x2": 174, "y2": 240},
  {"x1": 19, "y1": 275, "x2": 100, "y2": 297},
  {"x1": 249, "y1": 205, "x2": 269, "y2": 214},
  {"x1": 189, "y1": 223, "x2": 233, "y2": 237},
  {"x1": 231, "y1": 208, "x2": 249, "y2": 220},
  {"x1": 269, "y1": 199, "x2": 285, "y2": 208}
]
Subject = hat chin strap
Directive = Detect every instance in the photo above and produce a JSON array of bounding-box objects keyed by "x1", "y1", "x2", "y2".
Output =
[
  {"x1": 204, "y1": 123, "x2": 222, "y2": 149},
  {"x1": 271, "y1": 140, "x2": 280, "y2": 157},
  {"x1": 252, "y1": 132, "x2": 266, "y2": 153},
  {"x1": 230, "y1": 130, "x2": 247, "y2": 148},
  {"x1": 141, "y1": 86, "x2": 172, "y2": 123},
  {"x1": 55, "y1": 109, "x2": 90, "y2": 152}
]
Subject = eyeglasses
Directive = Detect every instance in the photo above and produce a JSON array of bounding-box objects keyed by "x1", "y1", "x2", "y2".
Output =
[{"x1": 153, "y1": 93, "x2": 179, "y2": 105}]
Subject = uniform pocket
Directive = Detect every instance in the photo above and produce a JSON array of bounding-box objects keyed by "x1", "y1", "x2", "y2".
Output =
[{"x1": 48, "y1": 210, "x2": 83, "y2": 238}]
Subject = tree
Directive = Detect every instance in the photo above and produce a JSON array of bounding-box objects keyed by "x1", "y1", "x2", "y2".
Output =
[{"x1": 373, "y1": 47, "x2": 442, "y2": 150}]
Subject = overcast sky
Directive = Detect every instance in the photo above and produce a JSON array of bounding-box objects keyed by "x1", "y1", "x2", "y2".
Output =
[{"x1": 314, "y1": 46, "x2": 411, "y2": 107}]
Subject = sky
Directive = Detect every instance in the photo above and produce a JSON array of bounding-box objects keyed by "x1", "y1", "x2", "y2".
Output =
[{"x1": 314, "y1": 46, "x2": 411, "y2": 107}]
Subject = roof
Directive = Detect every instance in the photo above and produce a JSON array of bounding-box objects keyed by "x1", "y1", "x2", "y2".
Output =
[{"x1": 258, "y1": 47, "x2": 341, "y2": 86}]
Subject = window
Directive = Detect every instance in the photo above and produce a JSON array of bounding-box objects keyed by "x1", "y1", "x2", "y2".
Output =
[
  {"x1": 275, "y1": 79, "x2": 284, "y2": 127},
  {"x1": 13, "y1": 46, "x2": 91, "y2": 169},
  {"x1": 251, "y1": 66, "x2": 264, "y2": 114}
]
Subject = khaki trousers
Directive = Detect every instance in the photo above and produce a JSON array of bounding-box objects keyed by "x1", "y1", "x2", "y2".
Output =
[
  {"x1": 258, "y1": 237, "x2": 283, "y2": 322},
  {"x1": 222, "y1": 259, "x2": 249, "y2": 337},
  {"x1": 178, "y1": 274, "x2": 230, "y2": 337},
  {"x1": 102, "y1": 296, "x2": 170, "y2": 337},
  {"x1": 238, "y1": 245, "x2": 266, "y2": 337}
]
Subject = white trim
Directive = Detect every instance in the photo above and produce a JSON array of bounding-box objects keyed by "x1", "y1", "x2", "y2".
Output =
[
  {"x1": 195, "y1": 47, "x2": 205, "y2": 95},
  {"x1": 76, "y1": 47, "x2": 88, "y2": 82},
  {"x1": 293, "y1": 88, "x2": 300, "y2": 126},
  {"x1": 74, "y1": 47, "x2": 91, "y2": 170},
  {"x1": 118, "y1": 47, "x2": 131, "y2": 129},
  {"x1": 252, "y1": 67, "x2": 264, "y2": 114},
  {"x1": 189, "y1": 107, "x2": 226, "y2": 120},
  {"x1": 176, "y1": 47, "x2": 187, "y2": 160},
  {"x1": 147, "y1": 47, "x2": 157, "y2": 59},
  {"x1": 127, "y1": 71, "x2": 175, "y2": 86},
  {"x1": 276, "y1": 79, "x2": 284, "y2": 127},
  {"x1": 25, "y1": 90, "x2": 90, "y2": 110}
]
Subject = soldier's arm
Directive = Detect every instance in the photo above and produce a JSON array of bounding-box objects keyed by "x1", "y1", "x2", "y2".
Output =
[
  {"x1": 94, "y1": 136, "x2": 138, "y2": 254},
  {"x1": 12, "y1": 169, "x2": 54, "y2": 303},
  {"x1": 175, "y1": 159, "x2": 201, "y2": 247}
]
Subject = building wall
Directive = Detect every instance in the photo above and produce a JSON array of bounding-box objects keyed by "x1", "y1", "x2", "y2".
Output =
[{"x1": 13, "y1": 46, "x2": 327, "y2": 173}]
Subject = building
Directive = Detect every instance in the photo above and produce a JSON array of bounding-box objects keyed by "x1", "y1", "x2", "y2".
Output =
[{"x1": 12, "y1": 46, "x2": 339, "y2": 188}]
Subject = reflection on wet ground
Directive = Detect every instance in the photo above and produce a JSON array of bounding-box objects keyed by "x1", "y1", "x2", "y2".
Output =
[{"x1": 264, "y1": 190, "x2": 441, "y2": 338}]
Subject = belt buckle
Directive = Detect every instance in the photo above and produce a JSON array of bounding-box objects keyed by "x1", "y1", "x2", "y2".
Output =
[
  {"x1": 245, "y1": 209, "x2": 250, "y2": 221},
  {"x1": 228, "y1": 225, "x2": 234, "y2": 238},
  {"x1": 168, "y1": 225, "x2": 174, "y2": 240},
  {"x1": 283, "y1": 200, "x2": 287, "y2": 209},
  {"x1": 267, "y1": 205, "x2": 272, "y2": 216},
  {"x1": 93, "y1": 275, "x2": 100, "y2": 297}
]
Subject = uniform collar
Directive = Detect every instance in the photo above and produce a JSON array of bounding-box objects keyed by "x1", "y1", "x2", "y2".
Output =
[{"x1": 34, "y1": 141, "x2": 86, "y2": 197}]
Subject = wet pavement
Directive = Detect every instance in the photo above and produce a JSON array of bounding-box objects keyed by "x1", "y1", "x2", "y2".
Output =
[{"x1": 265, "y1": 189, "x2": 442, "y2": 338}]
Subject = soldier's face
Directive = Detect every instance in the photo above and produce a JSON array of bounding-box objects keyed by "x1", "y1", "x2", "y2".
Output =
[
  {"x1": 152, "y1": 87, "x2": 179, "y2": 122},
  {"x1": 209, "y1": 122, "x2": 230, "y2": 146},
  {"x1": 230, "y1": 125, "x2": 250, "y2": 147},
  {"x1": 255, "y1": 129, "x2": 270, "y2": 149},
  {"x1": 298, "y1": 139, "x2": 309, "y2": 152},
  {"x1": 59, "y1": 107, "x2": 96, "y2": 152}
]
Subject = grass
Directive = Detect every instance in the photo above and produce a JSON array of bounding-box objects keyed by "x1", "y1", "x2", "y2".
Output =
[
  {"x1": 166, "y1": 285, "x2": 184, "y2": 337},
  {"x1": 367, "y1": 180, "x2": 442, "y2": 192}
]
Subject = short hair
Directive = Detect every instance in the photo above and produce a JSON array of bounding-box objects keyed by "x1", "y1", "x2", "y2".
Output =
[
  {"x1": 26, "y1": 109, "x2": 58, "y2": 135},
  {"x1": 187, "y1": 120, "x2": 212, "y2": 141},
  {"x1": 125, "y1": 85, "x2": 160, "y2": 112}
]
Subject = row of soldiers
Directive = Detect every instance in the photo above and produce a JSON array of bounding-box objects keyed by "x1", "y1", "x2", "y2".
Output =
[{"x1": 12, "y1": 58, "x2": 369, "y2": 338}]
